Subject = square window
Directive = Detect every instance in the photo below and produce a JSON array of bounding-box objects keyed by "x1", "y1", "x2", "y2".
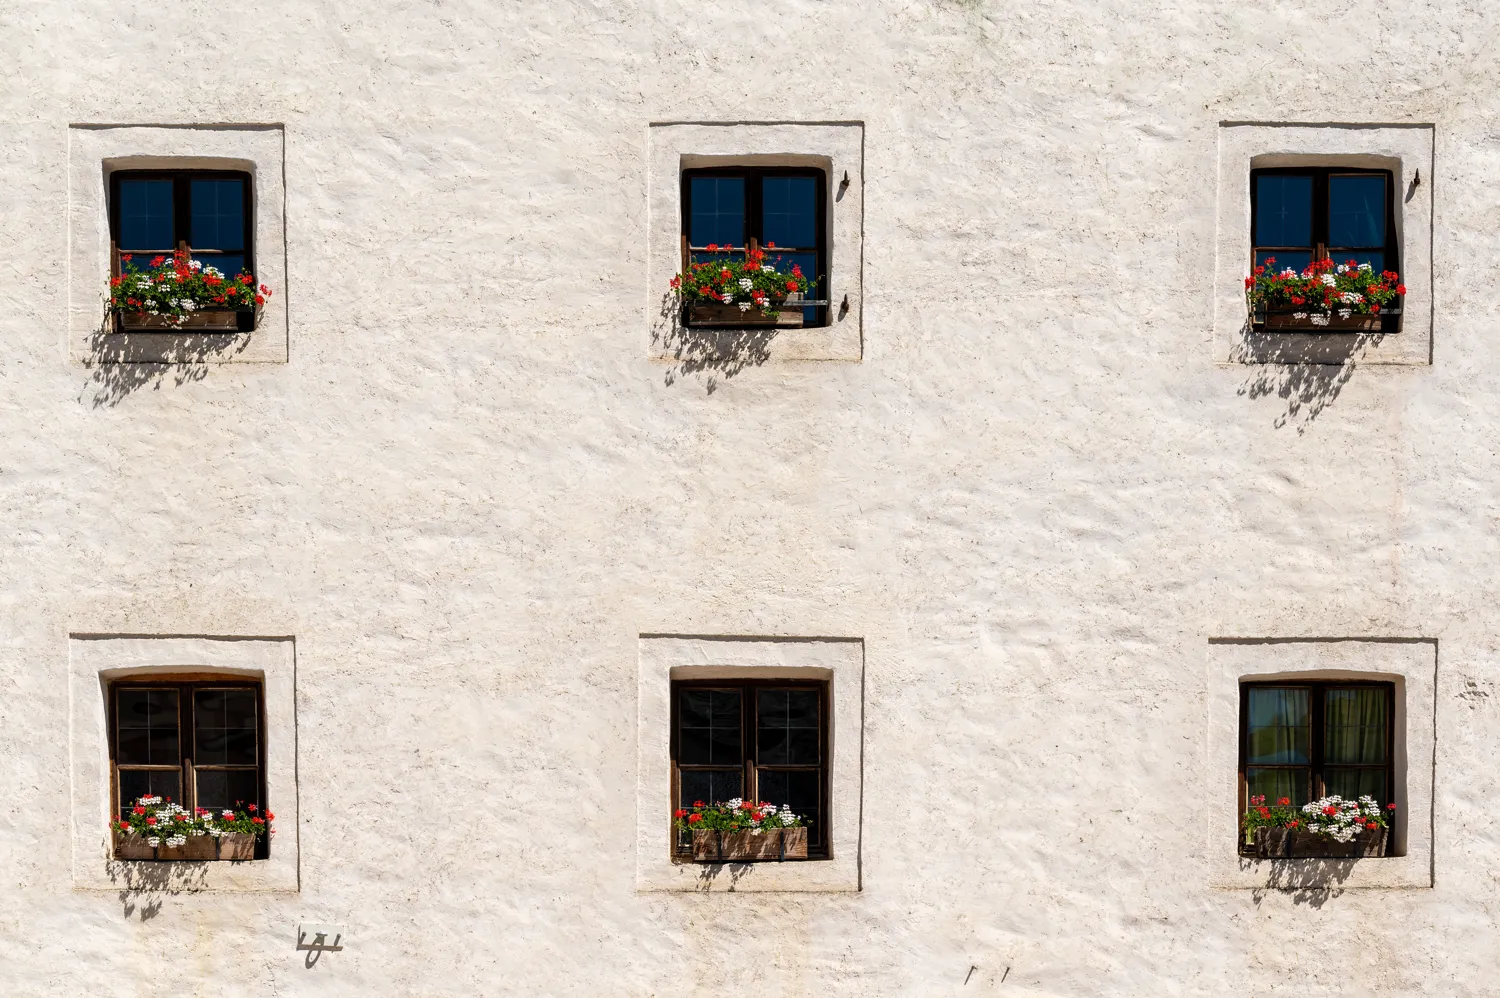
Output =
[
  {"x1": 648, "y1": 123, "x2": 863, "y2": 368},
  {"x1": 670, "y1": 679, "x2": 830, "y2": 859},
  {"x1": 1239, "y1": 680, "x2": 1395, "y2": 856},
  {"x1": 1214, "y1": 124, "x2": 1433, "y2": 365},
  {"x1": 1208, "y1": 638, "x2": 1435, "y2": 890},
  {"x1": 637, "y1": 636, "x2": 863, "y2": 892},
  {"x1": 69, "y1": 636, "x2": 298, "y2": 892},
  {"x1": 68, "y1": 125, "x2": 287, "y2": 365}
]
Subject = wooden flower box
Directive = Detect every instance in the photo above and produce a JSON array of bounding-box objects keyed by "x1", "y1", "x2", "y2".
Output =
[
  {"x1": 112, "y1": 829, "x2": 260, "y2": 861},
  {"x1": 685, "y1": 301, "x2": 806, "y2": 329},
  {"x1": 1253, "y1": 826, "x2": 1387, "y2": 859},
  {"x1": 690, "y1": 827, "x2": 808, "y2": 862},
  {"x1": 1251, "y1": 308, "x2": 1391, "y2": 333},
  {"x1": 113, "y1": 309, "x2": 257, "y2": 334}
]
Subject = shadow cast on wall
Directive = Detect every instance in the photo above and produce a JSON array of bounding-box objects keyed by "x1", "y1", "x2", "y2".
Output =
[
  {"x1": 1232, "y1": 319, "x2": 1384, "y2": 434},
  {"x1": 81, "y1": 311, "x2": 251, "y2": 408},
  {"x1": 652, "y1": 293, "x2": 775, "y2": 395},
  {"x1": 1239, "y1": 854, "x2": 1369, "y2": 909},
  {"x1": 108, "y1": 859, "x2": 213, "y2": 921}
]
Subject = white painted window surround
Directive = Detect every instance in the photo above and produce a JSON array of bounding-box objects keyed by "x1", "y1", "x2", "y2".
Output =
[
  {"x1": 1207, "y1": 638, "x2": 1435, "y2": 890},
  {"x1": 68, "y1": 635, "x2": 299, "y2": 892},
  {"x1": 1214, "y1": 123, "x2": 1434, "y2": 366},
  {"x1": 67, "y1": 124, "x2": 288, "y2": 365},
  {"x1": 636, "y1": 635, "x2": 863, "y2": 892},
  {"x1": 647, "y1": 122, "x2": 864, "y2": 364}
]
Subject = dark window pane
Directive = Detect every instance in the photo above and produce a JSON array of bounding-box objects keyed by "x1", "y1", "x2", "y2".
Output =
[
  {"x1": 1246, "y1": 767, "x2": 1308, "y2": 807},
  {"x1": 1246, "y1": 688, "x2": 1309, "y2": 764},
  {"x1": 757, "y1": 688, "x2": 820, "y2": 765},
  {"x1": 119, "y1": 769, "x2": 180, "y2": 813},
  {"x1": 118, "y1": 179, "x2": 174, "y2": 250},
  {"x1": 679, "y1": 768, "x2": 742, "y2": 808},
  {"x1": 757, "y1": 769, "x2": 822, "y2": 845},
  {"x1": 192, "y1": 253, "x2": 246, "y2": 280},
  {"x1": 196, "y1": 768, "x2": 261, "y2": 812},
  {"x1": 1255, "y1": 250, "x2": 1312, "y2": 276},
  {"x1": 195, "y1": 689, "x2": 258, "y2": 766},
  {"x1": 1328, "y1": 175, "x2": 1385, "y2": 248},
  {"x1": 687, "y1": 249, "x2": 746, "y2": 267},
  {"x1": 1324, "y1": 768, "x2": 1388, "y2": 805},
  {"x1": 688, "y1": 176, "x2": 745, "y2": 249},
  {"x1": 761, "y1": 176, "x2": 817, "y2": 248},
  {"x1": 1254, "y1": 174, "x2": 1313, "y2": 248},
  {"x1": 677, "y1": 689, "x2": 741, "y2": 765},
  {"x1": 189, "y1": 178, "x2": 246, "y2": 251},
  {"x1": 117, "y1": 689, "x2": 179, "y2": 765},
  {"x1": 1325, "y1": 688, "x2": 1388, "y2": 764}
]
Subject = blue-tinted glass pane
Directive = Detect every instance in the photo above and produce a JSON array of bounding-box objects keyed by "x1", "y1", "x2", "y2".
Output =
[
  {"x1": 688, "y1": 177, "x2": 745, "y2": 249},
  {"x1": 1246, "y1": 688, "x2": 1310, "y2": 765},
  {"x1": 190, "y1": 179, "x2": 245, "y2": 251},
  {"x1": 119, "y1": 770, "x2": 181, "y2": 814},
  {"x1": 762, "y1": 176, "x2": 817, "y2": 248},
  {"x1": 118, "y1": 179, "x2": 174, "y2": 250},
  {"x1": 192, "y1": 253, "x2": 246, "y2": 279},
  {"x1": 1256, "y1": 250, "x2": 1312, "y2": 276},
  {"x1": 1328, "y1": 175, "x2": 1385, "y2": 248},
  {"x1": 1254, "y1": 175, "x2": 1313, "y2": 247}
]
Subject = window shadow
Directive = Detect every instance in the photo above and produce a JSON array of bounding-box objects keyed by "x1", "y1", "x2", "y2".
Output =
[
  {"x1": 1238, "y1": 855, "x2": 1369, "y2": 908},
  {"x1": 652, "y1": 293, "x2": 776, "y2": 395},
  {"x1": 1232, "y1": 318, "x2": 1384, "y2": 434},
  {"x1": 81, "y1": 308, "x2": 251, "y2": 408},
  {"x1": 108, "y1": 858, "x2": 213, "y2": 919},
  {"x1": 691, "y1": 859, "x2": 758, "y2": 891}
]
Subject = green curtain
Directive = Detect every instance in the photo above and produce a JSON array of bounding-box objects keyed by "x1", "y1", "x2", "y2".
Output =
[
  {"x1": 1324, "y1": 687, "x2": 1387, "y2": 764},
  {"x1": 1246, "y1": 688, "x2": 1309, "y2": 764}
]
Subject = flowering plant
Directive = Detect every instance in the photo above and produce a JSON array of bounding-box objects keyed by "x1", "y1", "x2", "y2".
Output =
[
  {"x1": 1241, "y1": 794, "x2": 1303, "y2": 839},
  {"x1": 1242, "y1": 793, "x2": 1394, "y2": 843},
  {"x1": 1298, "y1": 795, "x2": 1390, "y2": 843},
  {"x1": 673, "y1": 798, "x2": 803, "y2": 834},
  {"x1": 109, "y1": 249, "x2": 272, "y2": 326},
  {"x1": 670, "y1": 243, "x2": 818, "y2": 317},
  {"x1": 111, "y1": 795, "x2": 275, "y2": 848},
  {"x1": 1245, "y1": 256, "x2": 1404, "y2": 326}
]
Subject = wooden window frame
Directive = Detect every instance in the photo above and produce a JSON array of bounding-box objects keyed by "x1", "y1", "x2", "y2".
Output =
[
  {"x1": 107, "y1": 673, "x2": 269, "y2": 860},
  {"x1": 669, "y1": 677, "x2": 831, "y2": 860},
  {"x1": 1249, "y1": 166, "x2": 1400, "y2": 333},
  {"x1": 1237, "y1": 679, "x2": 1396, "y2": 856},
  {"x1": 108, "y1": 169, "x2": 255, "y2": 278},
  {"x1": 679, "y1": 165, "x2": 829, "y2": 328}
]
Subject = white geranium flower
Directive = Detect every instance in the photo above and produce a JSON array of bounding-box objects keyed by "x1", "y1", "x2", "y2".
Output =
[
  {"x1": 738, "y1": 278, "x2": 753, "y2": 290},
  {"x1": 1337, "y1": 264, "x2": 1348, "y2": 274},
  {"x1": 189, "y1": 260, "x2": 203, "y2": 271},
  {"x1": 1338, "y1": 309, "x2": 1352, "y2": 319},
  {"x1": 762, "y1": 265, "x2": 775, "y2": 273},
  {"x1": 720, "y1": 295, "x2": 733, "y2": 305},
  {"x1": 1321, "y1": 274, "x2": 1336, "y2": 286},
  {"x1": 1280, "y1": 268, "x2": 1298, "y2": 278},
  {"x1": 738, "y1": 302, "x2": 752, "y2": 312},
  {"x1": 1358, "y1": 262, "x2": 1373, "y2": 271},
  {"x1": 1310, "y1": 314, "x2": 1330, "y2": 326},
  {"x1": 1339, "y1": 292, "x2": 1363, "y2": 304},
  {"x1": 205, "y1": 266, "x2": 224, "y2": 279}
]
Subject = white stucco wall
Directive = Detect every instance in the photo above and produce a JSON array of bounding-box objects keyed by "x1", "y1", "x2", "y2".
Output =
[{"x1": 3, "y1": 2, "x2": 1499, "y2": 995}]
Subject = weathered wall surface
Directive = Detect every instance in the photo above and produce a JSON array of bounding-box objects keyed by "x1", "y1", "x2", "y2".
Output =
[{"x1": 2, "y1": 2, "x2": 1498, "y2": 994}]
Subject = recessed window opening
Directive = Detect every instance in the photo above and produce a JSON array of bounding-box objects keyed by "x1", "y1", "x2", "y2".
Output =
[
  {"x1": 681, "y1": 167, "x2": 827, "y2": 327},
  {"x1": 110, "y1": 170, "x2": 254, "y2": 279}
]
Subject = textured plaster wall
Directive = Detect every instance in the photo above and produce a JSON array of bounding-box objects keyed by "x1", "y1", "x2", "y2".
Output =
[{"x1": 2, "y1": 2, "x2": 1500, "y2": 995}]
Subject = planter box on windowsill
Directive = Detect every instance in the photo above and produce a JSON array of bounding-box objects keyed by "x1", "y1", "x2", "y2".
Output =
[
  {"x1": 1252, "y1": 826, "x2": 1388, "y2": 859},
  {"x1": 684, "y1": 296, "x2": 808, "y2": 330},
  {"x1": 1251, "y1": 308, "x2": 1397, "y2": 334},
  {"x1": 113, "y1": 829, "x2": 260, "y2": 861},
  {"x1": 690, "y1": 827, "x2": 809, "y2": 862},
  {"x1": 113, "y1": 309, "x2": 257, "y2": 334}
]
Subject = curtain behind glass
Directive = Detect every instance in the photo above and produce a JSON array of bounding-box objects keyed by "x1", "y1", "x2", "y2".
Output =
[
  {"x1": 1245, "y1": 688, "x2": 1310, "y2": 806},
  {"x1": 1324, "y1": 687, "x2": 1389, "y2": 804}
]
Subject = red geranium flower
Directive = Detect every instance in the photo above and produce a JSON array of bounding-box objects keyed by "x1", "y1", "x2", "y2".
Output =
[
  {"x1": 674, "y1": 809, "x2": 688, "y2": 819},
  {"x1": 1322, "y1": 806, "x2": 1338, "y2": 816},
  {"x1": 132, "y1": 806, "x2": 145, "y2": 815},
  {"x1": 145, "y1": 817, "x2": 157, "y2": 826},
  {"x1": 1277, "y1": 798, "x2": 1290, "y2": 806},
  {"x1": 687, "y1": 813, "x2": 702, "y2": 825}
]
